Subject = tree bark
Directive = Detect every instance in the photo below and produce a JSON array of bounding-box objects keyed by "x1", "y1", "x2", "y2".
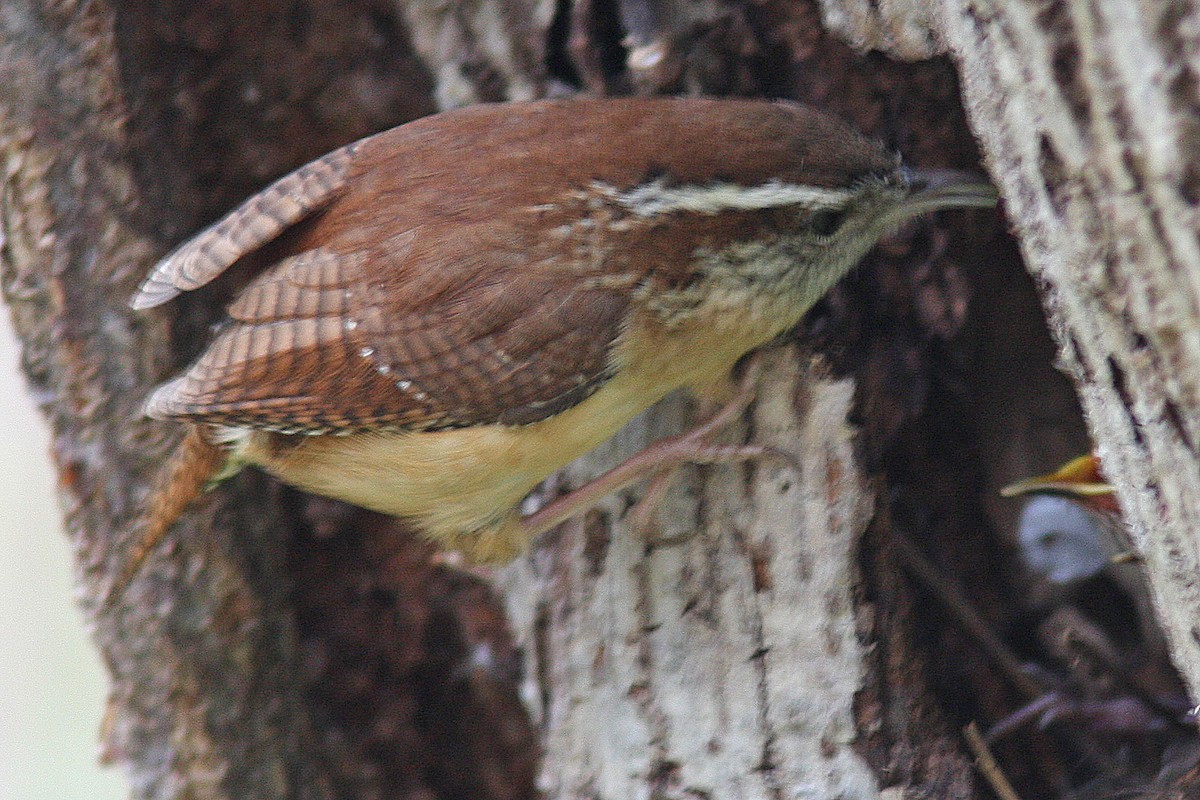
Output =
[
  {"x1": 950, "y1": 0, "x2": 1200, "y2": 700},
  {"x1": 498, "y1": 351, "x2": 879, "y2": 799},
  {"x1": 823, "y1": 0, "x2": 1200, "y2": 699},
  {"x1": 0, "y1": 4, "x2": 333, "y2": 798},
  {"x1": 3, "y1": 3, "x2": 537, "y2": 799},
  {"x1": 9, "y1": 1, "x2": 1192, "y2": 799}
]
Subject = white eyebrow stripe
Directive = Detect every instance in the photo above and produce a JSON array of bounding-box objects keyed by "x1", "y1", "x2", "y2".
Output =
[{"x1": 597, "y1": 178, "x2": 856, "y2": 217}]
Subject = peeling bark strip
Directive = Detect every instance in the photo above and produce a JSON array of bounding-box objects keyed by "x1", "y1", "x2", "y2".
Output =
[
  {"x1": 910, "y1": 0, "x2": 1200, "y2": 695},
  {"x1": 500, "y1": 349, "x2": 878, "y2": 800}
]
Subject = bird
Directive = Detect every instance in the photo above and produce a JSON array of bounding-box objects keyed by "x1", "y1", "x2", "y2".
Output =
[
  {"x1": 998, "y1": 458, "x2": 1190, "y2": 747},
  {"x1": 1002, "y1": 454, "x2": 1120, "y2": 515},
  {"x1": 1013, "y1": 494, "x2": 1120, "y2": 584},
  {"x1": 1003, "y1": 455, "x2": 1165, "y2": 649},
  {"x1": 124, "y1": 96, "x2": 997, "y2": 593},
  {"x1": 1002, "y1": 454, "x2": 1130, "y2": 583}
]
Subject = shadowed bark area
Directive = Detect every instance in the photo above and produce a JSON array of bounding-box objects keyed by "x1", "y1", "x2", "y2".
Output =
[
  {"x1": 2, "y1": 2, "x2": 535, "y2": 799},
  {"x1": 5, "y1": 0, "x2": 1194, "y2": 799},
  {"x1": 941, "y1": 0, "x2": 1200, "y2": 692}
]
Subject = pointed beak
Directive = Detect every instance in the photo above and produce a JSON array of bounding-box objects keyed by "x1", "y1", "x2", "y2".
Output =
[
  {"x1": 899, "y1": 167, "x2": 999, "y2": 216},
  {"x1": 1001, "y1": 454, "x2": 1115, "y2": 502}
]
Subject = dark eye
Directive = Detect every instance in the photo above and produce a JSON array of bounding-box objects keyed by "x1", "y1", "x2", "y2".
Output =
[{"x1": 809, "y1": 208, "x2": 846, "y2": 237}]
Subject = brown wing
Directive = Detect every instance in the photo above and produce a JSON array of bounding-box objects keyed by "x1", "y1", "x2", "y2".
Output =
[
  {"x1": 141, "y1": 97, "x2": 896, "y2": 433},
  {"x1": 355, "y1": 264, "x2": 627, "y2": 428},
  {"x1": 131, "y1": 140, "x2": 360, "y2": 310},
  {"x1": 145, "y1": 238, "x2": 629, "y2": 432}
]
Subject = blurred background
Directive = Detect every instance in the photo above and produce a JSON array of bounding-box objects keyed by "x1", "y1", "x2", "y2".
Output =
[{"x1": 0, "y1": 313, "x2": 126, "y2": 800}]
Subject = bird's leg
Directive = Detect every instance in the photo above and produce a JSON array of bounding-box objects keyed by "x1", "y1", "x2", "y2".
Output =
[
  {"x1": 625, "y1": 467, "x2": 679, "y2": 542},
  {"x1": 629, "y1": 358, "x2": 803, "y2": 548},
  {"x1": 518, "y1": 353, "x2": 799, "y2": 547}
]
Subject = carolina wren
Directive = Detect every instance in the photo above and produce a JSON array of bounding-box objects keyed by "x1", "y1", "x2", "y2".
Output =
[{"x1": 127, "y1": 97, "x2": 996, "y2": 587}]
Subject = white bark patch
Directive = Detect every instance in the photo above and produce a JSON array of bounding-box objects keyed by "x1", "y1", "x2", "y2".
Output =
[
  {"x1": 933, "y1": 0, "x2": 1200, "y2": 698},
  {"x1": 499, "y1": 348, "x2": 878, "y2": 800},
  {"x1": 818, "y1": 0, "x2": 947, "y2": 60}
]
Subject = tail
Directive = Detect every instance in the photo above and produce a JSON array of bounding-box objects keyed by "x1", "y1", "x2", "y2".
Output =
[{"x1": 108, "y1": 426, "x2": 228, "y2": 604}]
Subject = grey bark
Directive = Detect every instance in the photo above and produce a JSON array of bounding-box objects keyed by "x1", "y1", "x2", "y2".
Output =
[
  {"x1": 11, "y1": 0, "x2": 1185, "y2": 798},
  {"x1": 394, "y1": 4, "x2": 971, "y2": 798},
  {"x1": 498, "y1": 350, "x2": 879, "y2": 800},
  {"x1": 823, "y1": 0, "x2": 1200, "y2": 698},
  {"x1": 0, "y1": 2, "x2": 333, "y2": 798},
  {"x1": 0, "y1": 1, "x2": 997, "y2": 798},
  {"x1": 430, "y1": 0, "x2": 1200, "y2": 795}
]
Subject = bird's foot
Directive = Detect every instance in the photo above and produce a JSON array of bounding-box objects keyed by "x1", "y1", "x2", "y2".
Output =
[{"x1": 518, "y1": 353, "x2": 799, "y2": 550}]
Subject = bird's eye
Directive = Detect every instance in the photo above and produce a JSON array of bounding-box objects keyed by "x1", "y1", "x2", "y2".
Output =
[
  {"x1": 1039, "y1": 530, "x2": 1063, "y2": 549},
  {"x1": 809, "y1": 208, "x2": 846, "y2": 237}
]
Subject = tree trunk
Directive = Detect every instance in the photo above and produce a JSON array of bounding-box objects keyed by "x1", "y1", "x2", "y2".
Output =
[
  {"x1": 0, "y1": 4, "x2": 331, "y2": 798},
  {"x1": 497, "y1": 351, "x2": 880, "y2": 799},
  {"x1": 2, "y1": 2, "x2": 534, "y2": 799},
  {"x1": 5, "y1": 1, "x2": 1194, "y2": 799},
  {"x1": 941, "y1": 0, "x2": 1200, "y2": 699},
  {"x1": 822, "y1": 0, "x2": 1200, "y2": 697}
]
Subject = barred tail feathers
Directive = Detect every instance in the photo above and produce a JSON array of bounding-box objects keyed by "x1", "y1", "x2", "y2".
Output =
[{"x1": 109, "y1": 427, "x2": 228, "y2": 603}]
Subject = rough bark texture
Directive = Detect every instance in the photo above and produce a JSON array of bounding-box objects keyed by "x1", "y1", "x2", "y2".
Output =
[
  {"x1": 499, "y1": 351, "x2": 878, "y2": 799},
  {"x1": 3, "y1": 2, "x2": 536, "y2": 799},
  {"x1": 0, "y1": 4, "x2": 331, "y2": 798},
  {"x1": 10, "y1": 0, "x2": 1189, "y2": 799},
  {"x1": 831, "y1": 1, "x2": 1200, "y2": 794},
  {"x1": 396, "y1": 0, "x2": 555, "y2": 106},
  {"x1": 824, "y1": 0, "x2": 1200, "y2": 699},
  {"x1": 948, "y1": 0, "x2": 1200, "y2": 701},
  {"x1": 466, "y1": 2, "x2": 1012, "y2": 796}
]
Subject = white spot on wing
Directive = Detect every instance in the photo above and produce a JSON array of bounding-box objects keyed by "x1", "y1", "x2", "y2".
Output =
[{"x1": 212, "y1": 425, "x2": 253, "y2": 448}]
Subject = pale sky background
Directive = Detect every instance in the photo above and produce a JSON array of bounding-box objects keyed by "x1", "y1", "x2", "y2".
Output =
[{"x1": 0, "y1": 312, "x2": 127, "y2": 800}]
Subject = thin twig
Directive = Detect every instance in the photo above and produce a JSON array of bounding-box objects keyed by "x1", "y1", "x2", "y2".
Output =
[
  {"x1": 964, "y1": 721, "x2": 1024, "y2": 800},
  {"x1": 891, "y1": 531, "x2": 1044, "y2": 699}
]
